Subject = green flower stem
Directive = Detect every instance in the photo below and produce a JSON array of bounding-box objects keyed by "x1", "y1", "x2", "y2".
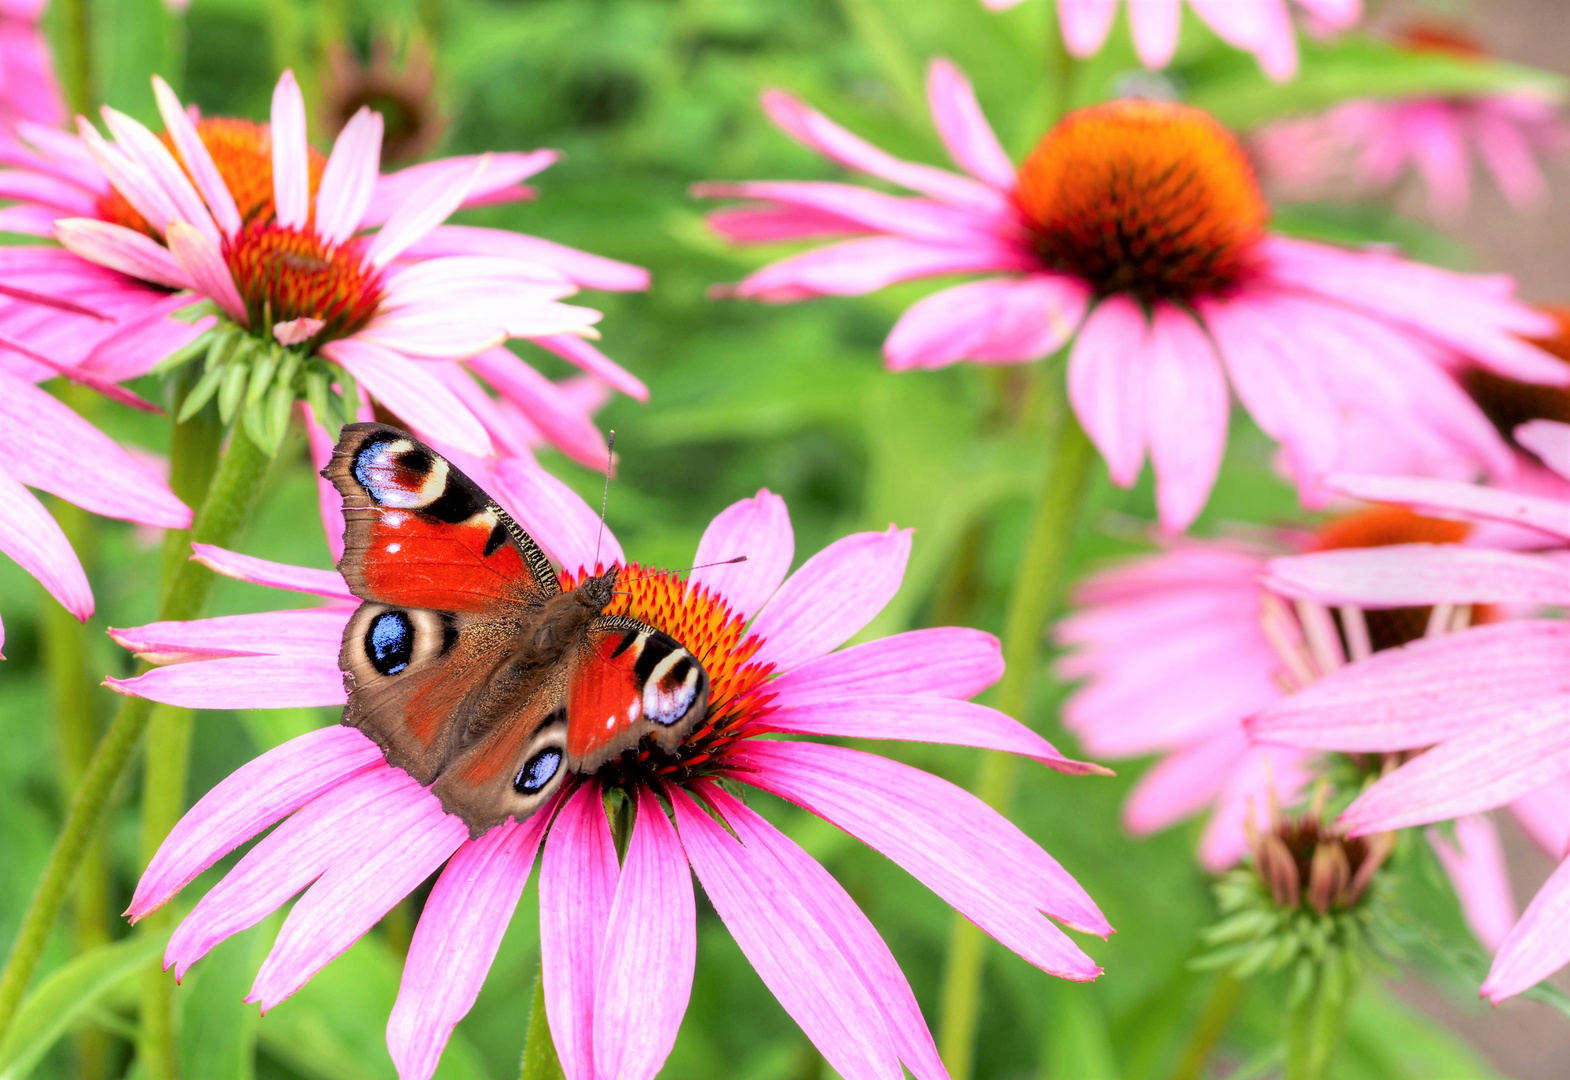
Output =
[
  {"x1": 1285, "y1": 958, "x2": 1353, "y2": 1080},
  {"x1": 937, "y1": 381, "x2": 1097, "y2": 1080},
  {"x1": 519, "y1": 959, "x2": 566, "y2": 1080},
  {"x1": 58, "y1": 0, "x2": 94, "y2": 116},
  {"x1": 0, "y1": 423, "x2": 271, "y2": 1049},
  {"x1": 1169, "y1": 973, "x2": 1244, "y2": 1080}
]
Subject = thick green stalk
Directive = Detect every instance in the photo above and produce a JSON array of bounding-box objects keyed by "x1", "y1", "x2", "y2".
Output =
[
  {"x1": 1169, "y1": 974, "x2": 1244, "y2": 1080},
  {"x1": 519, "y1": 960, "x2": 566, "y2": 1080},
  {"x1": 58, "y1": 0, "x2": 93, "y2": 116},
  {"x1": 1285, "y1": 960, "x2": 1352, "y2": 1080},
  {"x1": 0, "y1": 425, "x2": 270, "y2": 1048}
]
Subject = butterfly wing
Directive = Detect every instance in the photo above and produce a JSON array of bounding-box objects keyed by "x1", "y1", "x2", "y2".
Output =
[
  {"x1": 563, "y1": 616, "x2": 711, "y2": 774},
  {"x1": 326, "y1": 424, "x2": 576, "y2": 834}
]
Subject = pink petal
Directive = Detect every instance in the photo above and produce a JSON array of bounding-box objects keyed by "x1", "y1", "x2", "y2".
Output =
[
  {"x1": 366, "y1": 155, "x2": 489, "y2": 270},
  {"x1": 695, "y1": 181, "x2": 993, "y2": 246},
  {"x1": 189, "y1": 543, "x2": 354, "y2": 599},
  {"x1": 80, "y1": 309, "x2": 214, "y2": 382},
  {"x1": 1339, "y1": 694, "x2": 1570, "y2": 834},
  {"x1": 0, "y1": 471, "x2": 90, "y2": 616},
  {"x1": 730, "y1": 236, "x2": 1031, "y2": 301},
  {"x1": 100, "y1": 105, "x2": 220, "y2": 248},
  {"x1": 1129, "y1": 0, "x2": 1182, "y2": 68},
  {"x1": 1248, "y1": 621, "x2": 1570, "y2": 752},
  {"x1": 1324, "y1": 472, "x2": 1570, "y2": 542},
  {"x1": 528, "y1": 334, "x2": 648, "y2": 402},
  {"x1": 0, "y1": 367, "x2": 190, "y2": 527},
  {"x1": 689, "y1": 489, "x2": 793, "y2": 621},
  {"x1": 464, "y1": 347, "x2": 608, "y2": 470},
  {"x1": 540, "y1": 781, "x2": 619, "y2": 1080},
  {"x1": 403, "y1": 225, "x2": 650, "y2": 293},
  {"x1": 109, "y1": 608, "x2": 349, "y2": 665},
  {"x1": 248, "y1": 790, "x2": 467, "y2": 1010},
  {"x1": 0, "y1": 171, "x2": 100, "y2": 215},
  {"x1": 1430, "y1": 815, "x2": 1516, "y2": 952},
  {"x1": 1473, "y1": 106, "x2": 1549, "y2": 210},
  {"x1": 1263, "y1": 545, "x2": 1570, "y2": 607},
  {"x1": 107, "y1": 654, "x2": 348, "y2": 709},
  {"x1": 388, "y1": 808, "x2": 556, "y2": 1080},
  {"x1": 884, "y1": 275, "x2": 1089, "y2": 371},
  {"x1": 701, "y1": 785, "x2": 948, "y2": 1080},
  {"x1": 1145, "y1": 304, "x2": 1228, "y2": 531},
  {"x1": 166, "y1": 220, "x2": 248, "y2": 325},
  {"x1": 1509, "y1": 777, "x2": 1570, "y2": 860},
  {"x1": 1483, "y1": 853, "x2": 1570, "y2": 1001},
  {"x1": 668, "y1": 785, "x2": 904, "y2": 1080},
  {"x1": 491, "y1": 456, "x2": 625, "y2": 573},
  {"x1": 165, "y1": 765, "x2": 412, "y2": 977},
  {"x1": 1058, "y1": 0, "x2": 1119, "y2": 57},
  {"x1": 1198, "y1": 745, "x2": 1314, "y2": 872},
  {"x1": 270, "y1": 70, "x2": 310, "y2": 231},
  {"x1": 324, "y1": 339, "x2": 493, "y2": 457},
  {"x1": 705, "y1": 203, "x2": 869, "y2": 244},
  {"x1": 315, "y1": 107, "x2": 384, "y2": 247},
  {"x1": 767, "y1": 696, "x2": 1107, "y2": 775},
  {"x1": 732, "y1": 740, "x2": 1110, "y2": 949},
  {"x1": 129, "y1": 726, "x2": 382, "y2": 921},
  {"x1": 53, "y1": 217, "x2": 191, "y2": 290},
  {"x1": 363, "y1": 150, "x2": 557, "y2": 226},
  {"x1": 153, "y1": 75, "x2": 240, "y2": 237},
  {"x1": 926, "y1": 59, "x2": 1014, "y2": 189},
  {"x1": 593, "y1": 786, "x2": 696, "y2": 1080},
  {"x1": 770, "y1": 626, "x2": 1002, "y2": 703},
  {"x1": 75, "y1": 117, "x2": 178, "y2": 237},
  {"x1": 750, "y1": 526, "x2": 911, "y2": 671},
  {"x1": 304, "y1": 405, "x2": 347, "y2": 562},
  {"x1": 1516, "y1": 420, "x2": 1570, "y2": 482},
  {"x1": 1121, "y1": 729, "x2": 1246, "y2": 837},
  {"x1": 1068, "y1": 296, "x2": 1149, "y2": 486}
]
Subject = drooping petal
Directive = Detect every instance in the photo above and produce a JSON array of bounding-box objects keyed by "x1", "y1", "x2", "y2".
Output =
[
  {"x1": 109, "y1": 608, "x2": 348, "y2": 665},
  {"x1": 1121, "y1": 728, "x2": 1246, "y2": 837},
  {"x1": 529, "y1": 334, "x2": 648, "y2": 402},
  {"x1": 1325, "y1": 471, "x2": 1570, "y2": 542},
  {"x1": 1247, "y1": 622, "x2": 1570, "y2": 752},
  {"x1": 926, "y1": 58, "x2": 1015, "y2": 190},
  {"x1": 153, "y1": 75, "x2": 241, "y2": 236},
  {"x1": 0, "y1": 472, "x2": 90, "y2": 619},
  {"x1": 1483, "y1": 853, "x2": 1570, "y2": 1001},
  {"x1": 750, "y1": 526, "x2": 911, "y2": 671},
  {"x1": 464, "y1": 347, "x2": 608, "y2": 470},
  {"x1": 701, "y1": 785, "x2": 949, "y2": 1080},
  {"x1": 107, "y1": 654, "x2": 348, "y2": 710},
  {"x1": 1145, "y1": 304, "x2": 1228, "y2": 531},
  {"x1": 492, "y1": 456, "x2": 626, "y2": 572},
  {"x1": 270, "y1": 70, "x2": 310, "y2": 231},
  {"x1": 884, "y1": 276, "x2": 1089, "y2": 371},
  {"x1": 1264, "y1": 545, "x2": 1570, "y2": 607},
  {"x1": 189, "y1": 543, "x2": 355, "y2": 600},
  {"x1": 315, "y1": 107, "x2": 385, "y2": 247},
  {"x1": 771, "y1": 627, "x2": 1001, "y2": 704},
  {"x1": 593, "y1": 786, "x2": 696, "y2": 1080},
  {"x1": 1510, "y1": 777, "x2": 1570, "y2": 860},
  {"x1": 540, "y1": 781, "x2": 619, "y2": 1080},
  {"x1": 388, "y1": 807, "x2": 556, "y2": 1080},
  {"x1": 129, "y1": 726, "x2": 382, "y2": 921},
  {"x1": 53, "y1": 217, "x2": 191, "y2": 290},
  {"x1": 365, "y1": 155, "x2": 489, "y2": 270},
  {"x1": 692, "y1": 181, "x2": 995, "y2": 246},
  {"x1": 1430, "y1": 815, "x2": 1516, "y2": 952},
  {"x1": 668, "y1": 786, "x2": 904, "y2": 1080},
  {"x1": 1516, "y1": 420, "x2": 1570, "y2": 482},
  {"x1": 323, "y1": 339, "x2": 493, "y2": 457},
  {"x1": 402, "y1": 225, "x2": 650, "y2": 293},
  {"x1": 729, "y1": 236, "x2": 1031, "y2": 301},
  {"x1": 166, "y1": 220, "x2": 249, "y2": 325},
  {"x1": 689, "y1": 489, "x2": 793, "y2": 621},
  {"x1": 1339, "y1": 694, "x2": 1570, "y2": 834},
  {"x1": 1068, "y1": 296, "x2": 1149, "y2": 487},
  {"x1": 732, "y1": 741, "x2": 1110, "y2": 951},
  {"x1": 303, "y1": 404, "x2": 347, "y2": 562},
  {"x1": 766, "y1": 695, "x2": 1107, "y2": 775}
]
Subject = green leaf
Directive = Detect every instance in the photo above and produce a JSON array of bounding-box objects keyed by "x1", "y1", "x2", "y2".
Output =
[
  {"x1": 1040, "y1": 983, "x2": 1119, "y2": 1080},
  {"x1": 0, "y1": 933, "x2": 167, "y2": 1080},
  {"x1": 178, "y1": 921, "x2": 270, "y2": 1080}
]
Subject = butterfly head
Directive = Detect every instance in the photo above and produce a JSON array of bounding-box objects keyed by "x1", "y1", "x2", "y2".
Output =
[{"x1": 573, "y1": 565, "x2": 623, "y2": 614}]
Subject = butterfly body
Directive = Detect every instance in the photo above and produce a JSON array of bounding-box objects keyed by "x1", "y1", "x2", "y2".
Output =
[{"x1": 325, "y1": 424, "x2": 709, "y2": 836}]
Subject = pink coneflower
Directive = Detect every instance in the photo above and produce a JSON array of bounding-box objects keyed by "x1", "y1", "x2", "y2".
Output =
[
  {"x1": 112, "y1": 485, "x2": 1111, "y2": 1080},
  {"x1": 0, "y1": 70, "x2": 651, "y2": 465},
  {"x1": 1247, "y1": 423, "x2": 1570, "y2": 997},
  {"x1": 0, "y1": 366, "x2": 191, "y2": 653},
  {"x1": 0, "y1": 0, "x2": 62, "y2": 129},
  {"x1": 980, "y1": 0, "x2": 1360, "y2": 81},
  {"x1": 1254, "y1": 23, "x2": 1570, "y2": 218},
  {"x1": 700, "y1": 61, "x2": 1562, "y2": 531},
  {"x1": 1058, "y1": 503, "x2": 1570, "y2": 950}
]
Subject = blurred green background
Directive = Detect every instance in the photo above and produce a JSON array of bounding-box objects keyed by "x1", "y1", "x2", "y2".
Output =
[{"x1": 1, "y1": 0, "x2": 1563, "y2": 1076}]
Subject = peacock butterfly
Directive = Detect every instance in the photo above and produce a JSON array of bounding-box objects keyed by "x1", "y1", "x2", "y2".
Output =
[{"x1": 325, "y1": 422, "x2": 709, "y2": 837}]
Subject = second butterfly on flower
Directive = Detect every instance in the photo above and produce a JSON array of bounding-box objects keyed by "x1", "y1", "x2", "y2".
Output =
[{"x1": 110, "y1": 424, "x2": 1112, "y2": 1080}]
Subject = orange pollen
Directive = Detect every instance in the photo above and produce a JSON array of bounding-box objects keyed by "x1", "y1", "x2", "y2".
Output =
[
  {"x1": 1014, "y1": 101, "x2": 1268, "y2": 305},
  {"x1": 95, "y1": 117, "x2": 327, "y2": 237},
  {"x1": 223, "y1": 223, "x2": 385, "y2": 344},
  {"x1": 1462, "y1": 305, "x2": 1570, "y2": 453},
  {"x1": 1395, "y1": 21, "x2": 1488, "y2": 59},
  {"x1": 559, "y1": 564, "x2": 776, "y2": 789}
]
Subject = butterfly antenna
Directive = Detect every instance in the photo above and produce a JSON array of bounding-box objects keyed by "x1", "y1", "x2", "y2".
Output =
[
  {"x1": 617, "y1": 555, "x2": 748, "y2": 590},
  {"x1": 594, "y1": 430, "x2": 615, "y2": 571}
]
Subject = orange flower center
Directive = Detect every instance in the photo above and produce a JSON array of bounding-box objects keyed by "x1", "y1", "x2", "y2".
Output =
[
  {"x1": 559, "y1": 564, "x2": 776, "y2": 788},
  {"x1": 1310, "y1": 506, "x2": 1475, "y2": 653},
  {"x1": 1462, "y1": 305, "x2": 1570, "y2": 459},
  {"x1": 97, "y1": 117, "x2": 327, "y2": 236},
  {"x1": 223, "y1": 223, "x2": 385, "y2": 344},
  {"x1": 1015, "y1": 101, "x2": 1268, "y2": 305}
]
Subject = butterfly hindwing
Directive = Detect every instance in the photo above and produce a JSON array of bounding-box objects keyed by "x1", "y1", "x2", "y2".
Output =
[
  {"x1": 324, "y1": 422, "x2": 557, "y2": 612},
  {"x1": 563, "y1": 616, "x2": 710, "y2": 774}
]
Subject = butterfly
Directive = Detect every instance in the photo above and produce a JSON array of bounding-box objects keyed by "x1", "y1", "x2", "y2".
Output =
[{"x1": 324, "y1": 423, "x2": 710, "y2": 837}]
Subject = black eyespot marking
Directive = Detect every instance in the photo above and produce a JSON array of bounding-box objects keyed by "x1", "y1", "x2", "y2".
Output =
[
  {"x1": 634, "y1": 632, "x2": 679, "y2": 683},
  {"x1": 515, "y1": 748, "x2": 562, "y2": 795},
  {"x1": 396, "y1": 446, "x2": 433, "y2": 474},
  {"x1": 482, "y1": 518, "x2": 509, "y2": 557},
  {"x1": 663, "y1": 657, "x2": 694, "y2": 691},
  {"x1": 610, "y1": 630, "x2": 640, "y2": 659},
  {"x1": 422, "y1": 477, "x2": 480, "y2": 523},
  {"x1": 366, "y1": 610, "x2": 414, "y2": 675},
  {"x1": 440, "y1": 614, "x2": 459, "y2": 656}
]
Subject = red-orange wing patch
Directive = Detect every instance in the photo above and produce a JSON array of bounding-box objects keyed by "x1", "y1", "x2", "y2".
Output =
[{"x1": 564, "y1": 619, "x2": 710, "y2": 773}]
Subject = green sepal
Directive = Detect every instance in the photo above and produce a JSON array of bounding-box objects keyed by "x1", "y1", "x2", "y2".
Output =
[
  {"x1": 177, "y1": 361, "x2": 227, "y2": 423},
  {"x1": 151, "y1": 329, "x2": 213, "y2": 378},
  {"x1": 245, "y1": 347, "x2": 280, "y2": 409},
  {"x1": 216, "y1": 359, "x2": 249, "y2": 424}
]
